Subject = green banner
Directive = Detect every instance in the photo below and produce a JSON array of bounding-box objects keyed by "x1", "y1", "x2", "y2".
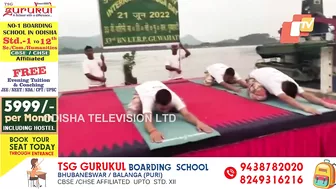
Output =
[
  {"x1": 98, "y1": 0, "x2": 180, "y2": 47},
  {"x1": 1, "y1": 98, "x2": 57, "y2": 132}
]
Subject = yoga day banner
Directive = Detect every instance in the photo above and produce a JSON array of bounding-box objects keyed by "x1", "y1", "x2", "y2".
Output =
[
  {"x1": 98, "y1": 0, "x2": 180, "y2": 48},
  {"x1": 1, "y1": 157, "x2": 335, "y2": 188},
  {"x1": 0, "y1": 0, "x2": 59, "y2": 178}
]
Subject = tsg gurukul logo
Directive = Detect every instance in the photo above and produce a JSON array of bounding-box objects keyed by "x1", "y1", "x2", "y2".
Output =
[
  {"x1": 280, "y1": 14, "x2": 315, "y2": 44},
  {"x1": 3, "y1": 2, "x2": 55, "y2": 17},
  {"x1": 313, "y1": 159, "x2": 336, "y2": 188}
]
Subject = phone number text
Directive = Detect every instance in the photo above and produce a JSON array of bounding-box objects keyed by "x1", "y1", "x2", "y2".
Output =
[
  {"x1": 240, "y1": 175, "x2": 303, "y2": 185},
  {"x1": 241, "y1": 162, "x2": 303, "y2": 171}
]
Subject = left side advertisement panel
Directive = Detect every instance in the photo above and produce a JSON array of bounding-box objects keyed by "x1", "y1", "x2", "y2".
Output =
[{"x1": 0, "y1": 0, "x2": 58, "y2": 177}]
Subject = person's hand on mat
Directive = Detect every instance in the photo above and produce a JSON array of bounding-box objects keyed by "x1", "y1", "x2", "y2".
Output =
[
  {"x1": 323, "y1": 103, "x2": 336, "y2": 110},
  {"x1": 100, "y1": 77, "x2": 106, "y2": 82},
  {"x1": 303, "y1": 106, "x2": 321, "y2": 115},
  {"x1": 150, "y1": 130, "x2": 164, "y2": 143},
  {"x1": 196, "y1": 122, "x2": 213, "y2": 133},
  {"x1": 233, "y1": 88, "x2": 241, "y2": 93}
]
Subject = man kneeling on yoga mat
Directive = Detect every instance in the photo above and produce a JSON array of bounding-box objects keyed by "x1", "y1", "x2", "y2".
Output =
[
  {"x1": 204, "y1": 63, "x2": 248, "y2": 92},
  {"x1": 247, "y1": 67, "x2": 336, "y2": 115},
  {"x1": 127, "y1": 81, "x2": 213, "y2": 143}
]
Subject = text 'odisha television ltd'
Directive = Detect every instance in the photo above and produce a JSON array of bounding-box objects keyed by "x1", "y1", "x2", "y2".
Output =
[
  {"x1": 57, "y1": 113, "x2": 177, "y2": 123},
  {"x1": 3, "y1": 112, "x2": 178, "y2": 123}
]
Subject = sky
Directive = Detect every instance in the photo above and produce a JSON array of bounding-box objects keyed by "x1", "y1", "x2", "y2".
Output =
[{"x1": 58, "y1": 0, "x2": 336, "y2": 42}]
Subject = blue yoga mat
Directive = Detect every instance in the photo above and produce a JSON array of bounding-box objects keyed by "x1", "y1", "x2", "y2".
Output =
[
  {"x1": 113, "y1": 87, "x2": 136, "y2": 105},
  {"x1": 113, "y1": 87, "x2": 220, "y2": 150},
  {"x1": 190, "y1": 78, "x2": 334, "y2": 116}
]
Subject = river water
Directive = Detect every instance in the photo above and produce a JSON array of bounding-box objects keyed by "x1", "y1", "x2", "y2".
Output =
[{"x1": 59, "y1": 46, "x2": 259, "y2": 91}]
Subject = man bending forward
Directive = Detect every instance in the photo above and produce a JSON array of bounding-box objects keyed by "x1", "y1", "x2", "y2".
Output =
[
  {"x1": 127, "y1": 81, "x2": 213, "y2": 143},
  {"x1": 247, "y1": 67, "x2": 336, "y2": 114},
  {"x1": 204, "y1": 63, "x2": 248, "y2": 92}
]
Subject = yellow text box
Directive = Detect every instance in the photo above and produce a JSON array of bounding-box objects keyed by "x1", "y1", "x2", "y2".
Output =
[
  {"x1": 0, "y1": 134, "x2": 58, "y2": 176},
  {"x1": 0, "y1": 22, "x2": 58, "y2": 62}
]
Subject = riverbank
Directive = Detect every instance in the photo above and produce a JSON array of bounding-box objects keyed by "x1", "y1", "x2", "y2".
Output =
[{"x1": 58, "y1": 33, "x2": 278, "y2": 55}]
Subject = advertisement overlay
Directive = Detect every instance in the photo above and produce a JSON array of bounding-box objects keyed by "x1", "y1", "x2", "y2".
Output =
[
  {"x1": 0, "y1": 63, "x2": 58, "y2": 96},
  {"x1": 0, "y1": 22, "x2": 58, "y2": 62},
  {"x1": 0, "y1": 0, "x2": 58, "y2": 62},
  {"x1": 1, "y1": 97, "x2": 58, "y2": 132},
  {"x1": 0, "y1": 158, "x2": 335, "y2": 188},
  {"x1": 0, "y1": 0, "x2": 58, "y2": 177},
  {"x1": 0, "y1": 96, "x2": 59, "y2": 175}
]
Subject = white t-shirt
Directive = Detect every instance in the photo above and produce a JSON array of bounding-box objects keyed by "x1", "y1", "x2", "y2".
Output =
[
  {"x1": 249, "y1": 67, "x2": 304, "y2": 96},
  {"x1": 135, "y1": 81, "x2": 186, "y2": 114},
  {"x1": 165, "y1": 50, "x2": 186, "y2": 80},
  {"x1": 206, "y1": 63, "x2": 242, "y2": 83},
  {"x1": 82, "y1": 59, "x2": 105, "y2": 87}
]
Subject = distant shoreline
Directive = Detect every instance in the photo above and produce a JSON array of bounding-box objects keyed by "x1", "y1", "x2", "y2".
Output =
[
  {"x1": 58, "y1": 44, "x2": 261, "y2": 55},
  {"x1": 58, "y1": 33, "x2": 278, "y2": 55}
]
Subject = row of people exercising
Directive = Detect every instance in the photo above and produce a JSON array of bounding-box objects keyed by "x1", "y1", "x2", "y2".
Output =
[
  {"x1": 81, "y1": 46, "x2": 336, "y2": 143},
  {"x1": 126, "y1": 64, "x2": 336, "y2": 143}
]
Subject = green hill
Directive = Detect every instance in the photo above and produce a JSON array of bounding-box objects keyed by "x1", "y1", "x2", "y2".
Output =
[
  {"x1": 180, "y1": 34, "x2": 203, "y2": 45},
  {"x1": 59, "y1": 35, "x2": 102, "y2": 50}
]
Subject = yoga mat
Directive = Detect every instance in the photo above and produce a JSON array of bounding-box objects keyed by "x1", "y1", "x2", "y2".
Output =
[
  {"x1": 190, "y1": 78, "x2": 334, "y2": 116},
  {"x1": 113, "y1": 87, "x2": 220, "y2": 150},
  {"x1": 113, "y1": 87, "x2": 136, "y2": 105},
  {"x1": 166, "y1": 81, "x2": 288, "y2": 126}
]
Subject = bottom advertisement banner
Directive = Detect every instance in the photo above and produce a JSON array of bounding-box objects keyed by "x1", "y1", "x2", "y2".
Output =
[{"x1": 0, "y1": 158, "x2": 335, "y2": 189}]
